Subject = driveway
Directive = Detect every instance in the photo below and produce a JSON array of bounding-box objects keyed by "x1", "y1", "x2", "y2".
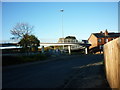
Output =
[{"x1": 2, "y1": 54, "x2": 110, "y2": 88}]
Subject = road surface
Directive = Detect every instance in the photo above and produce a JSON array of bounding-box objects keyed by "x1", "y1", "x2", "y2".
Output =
[{"x1": 2, "y1": 54, "x2": 109, "y2": 88}]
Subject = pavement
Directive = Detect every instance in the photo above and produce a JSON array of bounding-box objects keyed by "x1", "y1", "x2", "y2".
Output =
[{"x1": 2, "y1": 54, "x2": 111, "y2": 89}]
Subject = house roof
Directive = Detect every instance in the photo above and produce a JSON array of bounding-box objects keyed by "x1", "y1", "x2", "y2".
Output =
[
  {"x1": 93, "y1": 33, "x2": 120, "y2": 38},
  {"x1": 65, "y1": 36, "x2": 76, "y2": 39}
]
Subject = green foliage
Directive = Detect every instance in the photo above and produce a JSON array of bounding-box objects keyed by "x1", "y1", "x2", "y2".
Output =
[{"x1": 19, "y1": 34, "x2": 40, "y2": 52}]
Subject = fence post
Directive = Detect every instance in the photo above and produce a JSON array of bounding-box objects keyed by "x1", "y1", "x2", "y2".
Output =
[{"x1": 41, "y1": 46, "x2": 44, "y2": 53}]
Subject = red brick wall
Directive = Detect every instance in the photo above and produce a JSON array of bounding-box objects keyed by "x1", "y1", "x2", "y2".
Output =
[
  {"x1": 89, "y1": 34, "x2": 119, "y2": 49},
  {"x1": 88, "y1": 34, "x2": 98, "y2": 49}
]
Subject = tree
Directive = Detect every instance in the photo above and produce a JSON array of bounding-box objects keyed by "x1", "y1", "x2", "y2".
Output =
[
  {"x1": 10, "y1": 23, "x2": 33, "y2": 39},
  {"x1": 10, "y1": 23, "x2": 40, "y2": 52},
  {"x1": 19, "y1": 34, "x2": 40, "y2": 52}
]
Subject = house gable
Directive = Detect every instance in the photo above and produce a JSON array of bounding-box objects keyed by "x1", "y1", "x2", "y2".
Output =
[{"x1": 88, "y1": 34, "x2": 98, "y2": 49}]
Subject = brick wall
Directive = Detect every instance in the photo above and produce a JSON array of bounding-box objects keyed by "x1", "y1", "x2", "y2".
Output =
[{"x1": 88, "y1": 34, "x2": 98, "y2": 49}]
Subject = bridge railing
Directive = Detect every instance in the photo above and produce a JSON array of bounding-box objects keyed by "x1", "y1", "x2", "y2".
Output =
[
  {"x1": 0, "y1": 40, "x2": 19, "y2": 44},
  {"x1": 1, "y1": 39, "x2": 89, "y2": 44}
]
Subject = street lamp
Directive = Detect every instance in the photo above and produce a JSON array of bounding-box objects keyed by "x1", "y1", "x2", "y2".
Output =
[
  {"x1": 60, "y1": 9, "x2": 64, "y2": 50},
  {"x1": 60, "y1": 9, "x2": 64, "y2": 41}
]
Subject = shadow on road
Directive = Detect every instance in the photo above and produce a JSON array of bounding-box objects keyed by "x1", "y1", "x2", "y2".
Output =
[{"x1": 62, "y1": 58, "x2": 111, "y2": 89}]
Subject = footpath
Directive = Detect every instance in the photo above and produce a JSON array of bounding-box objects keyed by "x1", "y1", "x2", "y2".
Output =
[{"x1": 63, "y1": 57, "x2": 111, "y2": 89}]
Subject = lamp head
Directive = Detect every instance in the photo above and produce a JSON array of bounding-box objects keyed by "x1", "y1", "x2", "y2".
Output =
[{"x1": 60, "y1": 9, "x2": 64, "y2": 12}]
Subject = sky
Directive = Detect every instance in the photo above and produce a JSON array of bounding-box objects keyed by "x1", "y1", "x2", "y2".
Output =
[
  {"x1": 1, "y1": 0, "x2": 120, "y2": 2},
  {"x1": 2, "y1": 2, "x2": 118, "y2": 43}
]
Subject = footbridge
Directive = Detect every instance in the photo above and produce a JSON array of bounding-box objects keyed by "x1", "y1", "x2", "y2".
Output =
[
  {"x1": 1, "y1": 42, "x2": 91, "y2": 55},
  {"x1": 40, "y1": 42, "x2": 91, "y2": 54}
]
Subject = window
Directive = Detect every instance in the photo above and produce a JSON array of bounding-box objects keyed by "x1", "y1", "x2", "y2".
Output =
[
  {"x1": 111, "y1": 38, "x2": 114, "y2": 40},
  {"x1": 105, "y1": 38, "x2": 108, "y2": 43},
  {"x1": 98, "y1": 39, "x2": 102, "y2": 43},
  {"x1": 99, "y1": 45, "x2": 103, "y2": 49}
]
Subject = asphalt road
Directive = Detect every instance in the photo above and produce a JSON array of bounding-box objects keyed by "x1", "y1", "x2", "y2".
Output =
[{"x1": 3, "y1": 54, "x2": 105, "y2": 88}]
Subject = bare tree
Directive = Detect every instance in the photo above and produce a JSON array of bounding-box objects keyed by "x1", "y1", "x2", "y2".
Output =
[{"x1": 10, "y1": 23, "x2": 34, "y2": 39}]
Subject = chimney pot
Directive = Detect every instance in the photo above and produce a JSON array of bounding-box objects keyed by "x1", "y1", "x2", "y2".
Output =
[
  {"x1": 105, "y1": 29, "x2": 108, "y2": 36},
  {"x1": 100, "y1": 31, "x2": 103, "y2": 33}
]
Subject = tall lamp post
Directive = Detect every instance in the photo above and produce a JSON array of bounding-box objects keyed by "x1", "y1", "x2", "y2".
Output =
[{"x1": 60, "y1": 9, "x2": 64, "y2": 50}]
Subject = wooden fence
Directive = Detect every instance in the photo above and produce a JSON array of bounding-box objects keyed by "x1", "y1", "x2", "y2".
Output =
[{"x1": 104, "y1": 37, "x2": 120, "y2": 89}]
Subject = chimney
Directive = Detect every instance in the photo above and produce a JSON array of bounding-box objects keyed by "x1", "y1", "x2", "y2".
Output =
[
  {"x1": 104, "y1": 29, "x2": 108, "y2": 36},
  {"x1": 100, "y1": 31, "x2": 103, "y2": 34}
]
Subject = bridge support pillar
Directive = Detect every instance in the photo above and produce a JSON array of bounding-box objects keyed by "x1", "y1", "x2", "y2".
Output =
[
  {"x1": 41, "y1": 46, "x2": 44, "y2": 53},
  {"x1": 68, "y1": 45, "x2": 71, "y2": 55},
  {"x1": 85, "y1": 47, "x2": 88, "y2": 54},
  {"x1": 63, "y1": 45, "x2": 65, "y2": 50}
]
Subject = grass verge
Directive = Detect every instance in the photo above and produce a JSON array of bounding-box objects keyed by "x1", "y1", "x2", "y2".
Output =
[{"x1": 2, "y1": 54, "x2": 48, "y2": 66}]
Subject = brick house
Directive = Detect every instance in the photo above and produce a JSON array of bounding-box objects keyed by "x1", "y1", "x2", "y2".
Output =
[{"x1": 88, "y1": 30, "x2": 120, "y2": 53}]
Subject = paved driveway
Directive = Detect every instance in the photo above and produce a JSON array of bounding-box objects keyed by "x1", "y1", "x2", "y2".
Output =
[{"x1": 2, "y1": 54, "x2": 109, "y2": 88}]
